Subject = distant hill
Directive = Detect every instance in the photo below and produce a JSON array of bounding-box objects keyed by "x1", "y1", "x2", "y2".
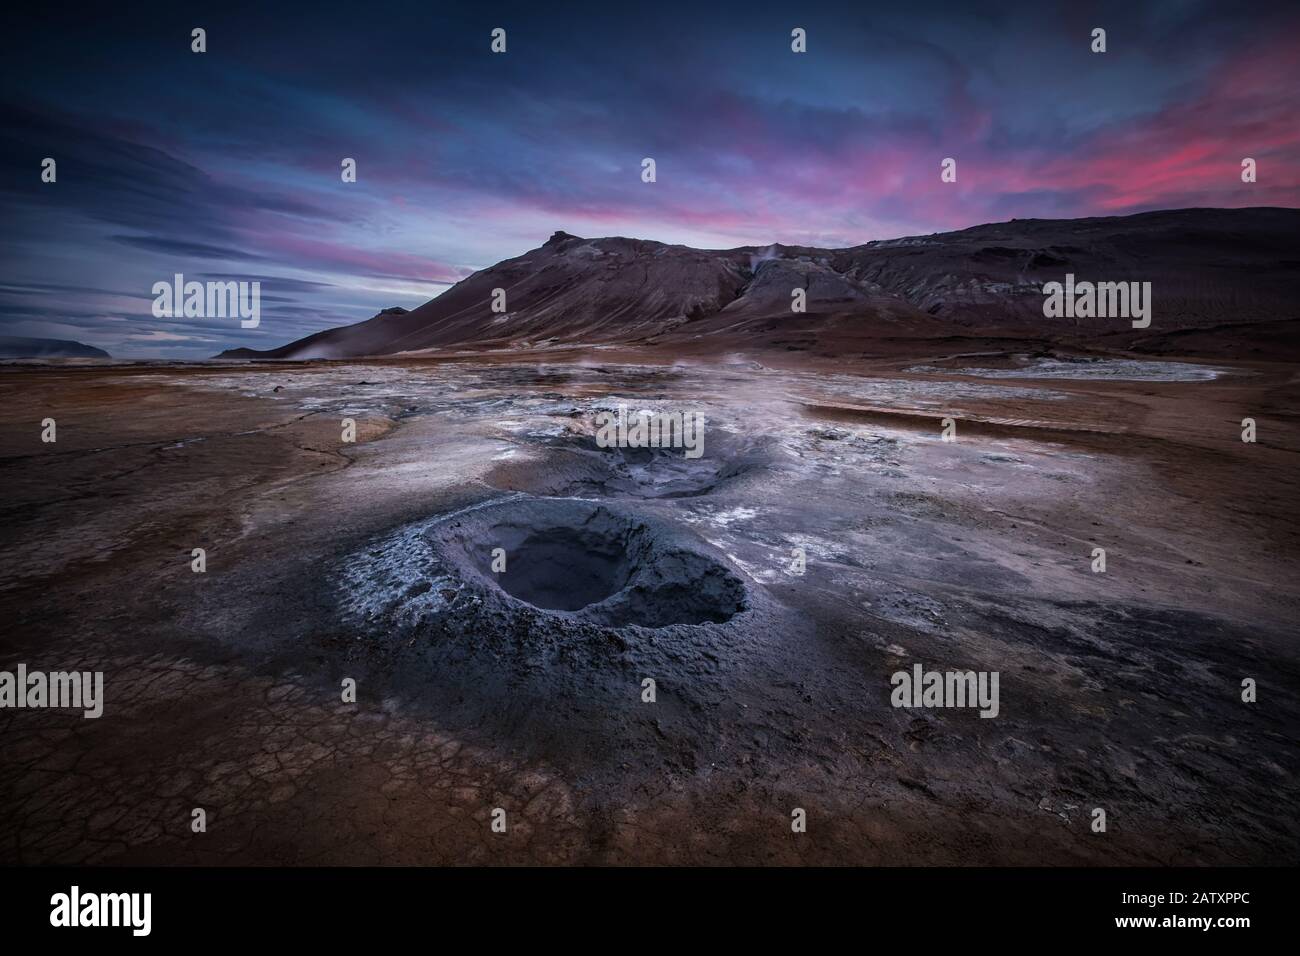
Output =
[
  {"x1": 217, "y1": 208, "x2": 1300, "y2": 360},
  {"x1": 0, "y1": 336, "x2": 110, "y2": 359}
]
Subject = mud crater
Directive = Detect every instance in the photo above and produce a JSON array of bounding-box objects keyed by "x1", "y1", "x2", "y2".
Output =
[
  {"x1": 330, "y1": 494, "x2": 785, "y2": 782},
  {"x1": 488, "y1": 428, "x2": 769, "y2": 500},
  {"x1": 432, "y1": 498, "x2": 746, "y2": 627}
]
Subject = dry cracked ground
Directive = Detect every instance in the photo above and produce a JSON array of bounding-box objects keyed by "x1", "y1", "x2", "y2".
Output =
[{"x1": 1, "y1": 348, "x2": 1297, "y2": 865}]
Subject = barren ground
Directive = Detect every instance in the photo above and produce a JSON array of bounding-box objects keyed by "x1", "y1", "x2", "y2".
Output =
[{"x1": 1, "y1": 348, "x2": 1297, "y2": 865}]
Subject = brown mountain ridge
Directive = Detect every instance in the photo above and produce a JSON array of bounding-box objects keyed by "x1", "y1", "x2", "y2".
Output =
[{"x1": 219, "y1": 207, "x2": 1300, "y2": 361}]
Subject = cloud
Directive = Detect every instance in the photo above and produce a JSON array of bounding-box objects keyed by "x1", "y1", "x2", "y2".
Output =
[
  {"x1": 1, "y1": 1, "x2": 1296, "y2": 355},
  {"x1": 111, "y1": 236, "x2": 268, "y2": 261},
  {"x1": 126, "y1": 330, "x2": 221, "y2": 343}
]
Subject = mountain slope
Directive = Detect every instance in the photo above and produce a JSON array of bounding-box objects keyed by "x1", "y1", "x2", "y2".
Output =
[
  {"x1": 0, "y1": 336, "x2": 110, "y2": 359},
  {"x1": 219, "y1": 208, "x2": 1300, "y2": 360}
]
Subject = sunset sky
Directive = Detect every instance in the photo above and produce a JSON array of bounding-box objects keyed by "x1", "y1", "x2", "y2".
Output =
[{"x1": 2, "y1": 0, "x2": 1297, "y2": 357}]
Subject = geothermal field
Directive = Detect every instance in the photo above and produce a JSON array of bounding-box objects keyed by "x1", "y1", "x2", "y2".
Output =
[{"x1": 2, "y1": 343, "x2": 1296, "y2": 865}]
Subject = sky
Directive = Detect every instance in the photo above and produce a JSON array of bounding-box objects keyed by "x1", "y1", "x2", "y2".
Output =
[{"x1": 1, "y1": 0, "x2": 1297, "y2": 358}]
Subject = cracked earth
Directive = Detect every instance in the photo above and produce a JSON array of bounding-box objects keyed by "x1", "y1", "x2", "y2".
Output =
[{"x1": 1, "y1": 349, "x2": 1297, "y2": 864}]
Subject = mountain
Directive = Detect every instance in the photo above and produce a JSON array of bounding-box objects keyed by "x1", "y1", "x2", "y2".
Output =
[
  {"x1": 0, "y1": 336, "x2": 110, "y2": 359},
  {"x1": 218, "y1": 208, "x2": 1300, "y2": 360}
]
